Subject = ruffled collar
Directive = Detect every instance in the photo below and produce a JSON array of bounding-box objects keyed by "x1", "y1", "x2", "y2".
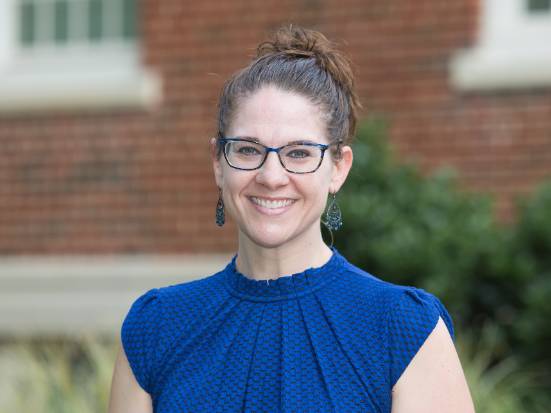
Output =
[{"x1": 223, "y1": 248, "x2": 344, "y2": 302}]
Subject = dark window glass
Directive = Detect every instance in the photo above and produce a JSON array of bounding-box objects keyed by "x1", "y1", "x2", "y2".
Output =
[
  {"x1": 88, "y1": 0, "x2": 103, "y2": 41},
  {"x1": 18, "y1": 0, "x2": 137, "y2": 47},
  {"x1": 20, "y1": 2, "x2": 35, "y2": 47},
  {"x1": 122, "y1": 0, "x2": 137, "y2": 39},
  {"x1": 54, "y1": 0, "x2": 69, "y2": 43},
  {"x1": 528, "y1": 0, "x2": 551, "y2": 12}
]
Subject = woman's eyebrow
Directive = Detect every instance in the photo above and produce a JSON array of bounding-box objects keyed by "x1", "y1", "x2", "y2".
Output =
[
  {"x1": 234, "y1": 137, "x2": 320, "y2": 146},
  {"x1": 286, "y1": 139, "x2": 319, "y2": 145},
  {"x1": 234, "y1": 136, "x2": 261, "y2": 143}
]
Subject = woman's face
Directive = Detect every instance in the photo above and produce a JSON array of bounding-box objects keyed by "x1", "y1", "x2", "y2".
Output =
[{"x1": 212, "y1": 85, "x2": 353, "y2": 249}]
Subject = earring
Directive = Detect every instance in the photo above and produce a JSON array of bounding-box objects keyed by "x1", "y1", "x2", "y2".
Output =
[
  {"x1": 215, "y1": 188, "x2": 225, "y2": 227},
  {"x1": 324, "y1": 192, "x2": 342, "y2": 231}
]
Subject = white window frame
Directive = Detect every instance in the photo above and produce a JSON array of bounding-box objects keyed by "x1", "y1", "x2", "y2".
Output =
[
  {"x1": 0, "y1": 0, "x2": 161, "y2": 114},
  {"x1": 450, "y1": 0, "x2": 551, "y2": 91}
]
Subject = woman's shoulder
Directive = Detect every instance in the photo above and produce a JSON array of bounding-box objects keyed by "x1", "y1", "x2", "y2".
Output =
[
  {"x1": 335, "y1": 254, "x2": 455, "y2": 386},
  {"x1": 120, "y1": 268, "x2": 232, "y2": 387},
  {"x1": 154, "y1": 268, "x2": 231, "y2": 316},
  {"x1": 335, "y1": 252, "x2": 454, "y2": 337},
  {"x1": 123, "y1": 267, "x2": 231, "y2": 334}
]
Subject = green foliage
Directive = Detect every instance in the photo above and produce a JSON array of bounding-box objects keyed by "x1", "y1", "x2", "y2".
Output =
[
  {"x1": 335, "y1": 117, "x2": 551, "y2": 367},
  {"x1": 0, "y1": 335, "x2": 117, "y2": 413},
  {"x1": 510, "y1": 182, "x2": 551, "y2": 363},
  {"x1": 337, "y1": 120, "x2": 504, "y2": 327}
]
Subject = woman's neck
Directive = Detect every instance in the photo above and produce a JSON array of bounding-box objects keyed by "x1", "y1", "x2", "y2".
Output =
[{"x1": 235, "y1": 231, "x2": 333, "y2": 281}]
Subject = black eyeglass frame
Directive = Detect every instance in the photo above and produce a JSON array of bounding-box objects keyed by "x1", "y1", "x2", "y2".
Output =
[{"x1": 217, "y1": 134, "x2": 341, "y2": 174}]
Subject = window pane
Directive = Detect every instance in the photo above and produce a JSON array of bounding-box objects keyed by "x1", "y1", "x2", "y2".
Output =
[
  {"x1": 89, "y1": 0, "x2": 103, "y2": 41},
  {"x1": 528, "y1": 0, "x2": 551, "y2": 12},
  {"x1": 54, "y1": 0, "x2": 69, "y2": 43},
  {"x1": 20, "y1": 1, "x2": 36, "y2": 47},
  {"x1": 122, "y1": 0, "x2": 137, "y2": 39},
  {"x1": 68, "y1": 0, "x2": 87, "y2": 42}
]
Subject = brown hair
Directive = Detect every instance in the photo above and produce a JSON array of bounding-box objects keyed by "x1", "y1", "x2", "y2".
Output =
[{"x1": 216, "y1": 25, "x2": 361, "y2": 156}]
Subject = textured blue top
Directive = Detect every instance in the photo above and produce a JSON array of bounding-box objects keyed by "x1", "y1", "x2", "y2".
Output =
[{"x1": 121, "y1": 249, "x2": 454, "y2": 413}]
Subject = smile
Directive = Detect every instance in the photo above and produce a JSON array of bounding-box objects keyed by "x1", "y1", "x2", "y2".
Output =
[{"x1": 250, "y1": 197, "x2": 296, "y2": 209}]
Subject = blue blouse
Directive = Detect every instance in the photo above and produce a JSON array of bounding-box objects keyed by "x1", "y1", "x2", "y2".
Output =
[{"x1": 121, "y1": 249, "x2": 454, "y2": 412}]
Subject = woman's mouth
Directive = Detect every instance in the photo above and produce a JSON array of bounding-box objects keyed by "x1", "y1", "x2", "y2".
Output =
[
  {"x1": 250, "y1": 197, "x2": 295, "y2": 208},
  {"x1": 249, "y1": 196, "x2": 296, "y2": 214}
]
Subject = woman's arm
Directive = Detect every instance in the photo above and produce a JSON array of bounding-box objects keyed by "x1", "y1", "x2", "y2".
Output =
[
  {"x1": 391, "y1": 317, "x2": 475, "y2": 413},
  {"x1": 108, "y1": 345, "x2": 153, "y2": 413}
]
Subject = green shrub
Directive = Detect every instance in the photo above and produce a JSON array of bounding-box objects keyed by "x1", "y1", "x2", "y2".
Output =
[
  {"x1": 335, "y1": 118, "x2": 551, "y2": 367},
  {"x1": 510, "y1": 182, "x2": 551, "y2": 364},
  {"x1": 336, "y1": 119, "x2": 505, "y2": 328}
]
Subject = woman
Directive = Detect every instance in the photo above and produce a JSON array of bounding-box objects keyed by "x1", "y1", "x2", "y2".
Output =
[{"x1": 109, "y1": 25, "x2": 475, "y2": 413}]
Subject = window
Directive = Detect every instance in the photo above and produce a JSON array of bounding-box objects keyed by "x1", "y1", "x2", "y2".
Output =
[
  {"x1": 0, "y1": 0, "x2": 160, "y2": 113},
  {"x1": 450, "y1": 0, "x2": 551, "y2": 90}
]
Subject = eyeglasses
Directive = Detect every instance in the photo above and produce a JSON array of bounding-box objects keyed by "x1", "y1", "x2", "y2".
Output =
[{"x1": 218, "y1": 134, "x2": 339, "y2": 174}]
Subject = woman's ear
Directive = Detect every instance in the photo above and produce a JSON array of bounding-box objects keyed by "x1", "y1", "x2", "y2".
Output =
[
  {"x1": 210, "y1": 137, "x2": 223, "y2": 187},
  {"x1": 329, "y1": 145, "x2": 353, "y2": 194}
]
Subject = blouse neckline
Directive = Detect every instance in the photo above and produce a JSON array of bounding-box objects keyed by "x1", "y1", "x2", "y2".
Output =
[{"x1": 223, "y1": 248, "x2": 344, "y2": 302}]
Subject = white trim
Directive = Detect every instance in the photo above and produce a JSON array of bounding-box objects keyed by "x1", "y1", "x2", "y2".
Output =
[
  {"x1": 0, "y1": 0, "x2": 16, "y2": 69},
  {"x1": 450, "y1": 0, "x2": 551, "y2": 90},
  {"x1": 0, "y1": 49, "x2": 162, "y2": 113},
  {"x1": 0, "y1": 254, "x2": 232, "y2": 335}
]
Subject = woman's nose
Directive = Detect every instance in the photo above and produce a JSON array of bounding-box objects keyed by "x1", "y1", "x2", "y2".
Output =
[{"x1": 255, "y1": 152, "x2": 290, "y2": 188}]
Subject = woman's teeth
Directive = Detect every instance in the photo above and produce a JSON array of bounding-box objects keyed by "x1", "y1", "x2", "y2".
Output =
[{"x1": 251, "y1": 197, "x2": 294, "y2": 209}]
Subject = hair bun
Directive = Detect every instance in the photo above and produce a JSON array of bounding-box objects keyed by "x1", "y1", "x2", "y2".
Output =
[
  {"x1": 256, "y1": 25, "x2": 336, "y2": 63},
  {"x1": 256, "y1": 25, "x2": 357, "y2": 107},
  {"x1": 256, "y1": 25, "x2": 331, "y2": 59}
]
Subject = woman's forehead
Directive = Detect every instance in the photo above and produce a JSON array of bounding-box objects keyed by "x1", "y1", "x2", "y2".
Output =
[
  {"x1": 229, "y1": 86, "x2": 328, "y2": 144},
  {"x1": 238, "y1": 86, "x2": 324, "y2": 116}
]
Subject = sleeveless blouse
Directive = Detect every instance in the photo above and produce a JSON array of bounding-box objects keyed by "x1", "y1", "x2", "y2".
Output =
[{"x1": 121, "y1": 249, "x2": 454, "y2": 412}]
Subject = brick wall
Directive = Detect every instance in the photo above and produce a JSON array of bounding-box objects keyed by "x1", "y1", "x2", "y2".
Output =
[{"x1": 1, "y1": 0, "x2": 550, "y2": 254}]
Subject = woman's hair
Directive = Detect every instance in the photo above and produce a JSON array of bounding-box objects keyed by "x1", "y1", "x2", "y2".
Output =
[{"x1": 216, "y1": 25, "x2": 361, "y2": 157}]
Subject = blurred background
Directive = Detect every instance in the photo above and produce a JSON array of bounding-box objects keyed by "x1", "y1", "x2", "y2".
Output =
[{"x1": 0, "y1": 0, "x2": 550, "y2": 411}]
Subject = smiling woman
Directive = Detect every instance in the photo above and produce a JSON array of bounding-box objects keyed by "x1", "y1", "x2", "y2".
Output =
[{"x1": 108, "y1": 25, "x2": 475, "y2": 413}]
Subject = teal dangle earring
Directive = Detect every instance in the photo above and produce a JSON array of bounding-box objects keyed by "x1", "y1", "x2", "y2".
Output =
[
  {"x1": 215, "y1": 188, "x2": 225, "y2": 227},
  {"x1": 324, "y1": 192, "x2": 342, "y2": 231}
]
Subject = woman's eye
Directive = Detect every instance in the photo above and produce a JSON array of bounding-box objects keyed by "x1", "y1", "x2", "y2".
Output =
[
  {"x1": 236, "y1": 145, "x2": 261, "y2": 155},
  {"x1": 287, "y1": 148, "x2": 312, "y2": 158}
]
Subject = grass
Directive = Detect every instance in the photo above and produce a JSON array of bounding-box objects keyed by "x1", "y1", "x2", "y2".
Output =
[
  {"x1": 456, "y1": 323, "x2": 551, "y2": 413},
  {"x1": 0, "y1": 334, "x2": 118, "y2": 413}
]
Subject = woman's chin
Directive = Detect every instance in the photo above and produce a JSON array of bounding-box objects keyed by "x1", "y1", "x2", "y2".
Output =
[
  {"x1": 249, "y1": 235, "x2": 291, "y2": 249},
  {"x1": 238, "y1": 218, "x2": 322, "y2": 250},
  {"x1": 241, "y1": 227, "x2": 296, "y2": 249}
]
